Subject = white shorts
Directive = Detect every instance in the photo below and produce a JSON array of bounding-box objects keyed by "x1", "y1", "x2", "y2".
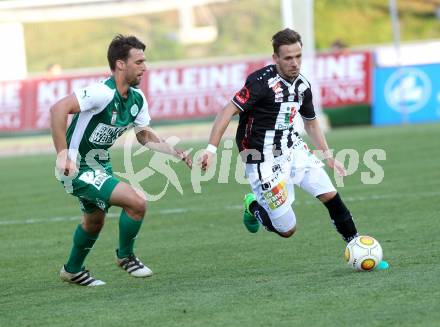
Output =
[{"x1": 245, "y1": 138, "x2": 336, "y2": 231}]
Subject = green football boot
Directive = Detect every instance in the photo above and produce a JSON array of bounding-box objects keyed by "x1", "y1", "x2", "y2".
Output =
[{"x1": 243, "y1": 193, "x2": 259, "y2": 233}]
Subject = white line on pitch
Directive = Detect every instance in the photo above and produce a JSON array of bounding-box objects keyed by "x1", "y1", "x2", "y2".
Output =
[{"x1": 1, "y1": 191, "x2": 438, "y2": 226}]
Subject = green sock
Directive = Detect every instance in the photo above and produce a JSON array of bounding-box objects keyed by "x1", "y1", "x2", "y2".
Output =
[
  {"x1": 118, "y1": 210, "x2": 143, "y2": 259},
  {"x1": 65, "y1": 224, "x2": 99, "y2": 273}
]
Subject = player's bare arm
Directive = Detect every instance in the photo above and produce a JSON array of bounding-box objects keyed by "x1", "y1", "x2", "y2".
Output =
[
  {"x1": 134, "y1": 126, "x2": 192, "y2": 168},
  {"x1": 302, "y1": 118, "x2": 347, "y2": 176},
  {"x1": 50, "y1": 94, "x2": 81, "y2": 176},
  {"x1": 198, "y1": 101, "x2": 240, "y2": 171}
]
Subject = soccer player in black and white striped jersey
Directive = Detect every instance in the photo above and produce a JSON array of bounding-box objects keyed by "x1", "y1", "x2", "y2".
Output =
[{"x1": 198, "y1": 28, "x2": 388, "y2": 270}]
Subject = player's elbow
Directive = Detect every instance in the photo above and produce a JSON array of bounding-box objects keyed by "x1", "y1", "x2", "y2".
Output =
[
  {"x1": 49, "y1": 103, "x2": 62, "y2": 125},
  {"x1": 135, "y1": 131, "x2": 148, "y2": 145},
  {"x1": 49, "y1": 103, "x2": 58, "y2": 116},
  {"x1": 226, "y1": 101, "x2": 240, "y2": 116},
  {"x1": 303, "y1": 121, "x2": 314, "y2": 134},
  {"x1": 50, "y1": 101, "x2": 67, "y2": 118},
  {"x1": 51, "y1": 94, "x2": 80, "y2": 117}
]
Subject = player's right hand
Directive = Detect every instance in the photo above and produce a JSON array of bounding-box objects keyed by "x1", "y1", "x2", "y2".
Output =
[
  {"x1": 55, "y1": 150, "x2": 78, "y2": 177},
  {"x1": 175, "y1": 148, "x2": 193, "y2": 169},
  {"x1": 326, "y1": 157, "x2": 347, "y2": 177},
  {"x1": 197, "y1": 149, "x2": 214, "y2": 171}
]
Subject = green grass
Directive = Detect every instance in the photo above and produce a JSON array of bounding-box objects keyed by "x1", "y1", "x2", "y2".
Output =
[{"x1": 1, "y1": 123, "x2": 440, "y2": 326}]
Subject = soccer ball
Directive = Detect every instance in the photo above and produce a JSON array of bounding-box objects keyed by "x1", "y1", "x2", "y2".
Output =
[{"x1": 344, "y1": 235, "x2": 383, "y2": 271}]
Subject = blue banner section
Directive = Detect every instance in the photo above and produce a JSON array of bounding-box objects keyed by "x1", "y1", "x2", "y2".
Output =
[{"x1": 373, "y1": 63, "x2": 440, "y2": 125}]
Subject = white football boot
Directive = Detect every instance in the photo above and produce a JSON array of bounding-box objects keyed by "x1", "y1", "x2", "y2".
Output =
[
  {"x1": 116, "y1": 251, "x2": 153, "y2": 278},
  {"x1": 60, "y1": 266, "x2": 106, "y2": 286}
]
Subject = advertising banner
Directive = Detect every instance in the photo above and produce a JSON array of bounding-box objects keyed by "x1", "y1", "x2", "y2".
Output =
[
  {"x1": 0, "y1": 80, "x2": 25, "y2": 131},
  {"x1": 373, "y1": 63, "x2": 440, "y2": 125},
  {"x1": 31, "y1": 74, "x2": 108, "y2": 130},
  {"x1": 316, "y1": 51, "x2": 372, "y2": 108},
  {"x1": 0, "y1": 51, "x2": 372, "y2": 132},
  {"x1": 145, "y1": 60, "x2": 267, "y2": 120}
]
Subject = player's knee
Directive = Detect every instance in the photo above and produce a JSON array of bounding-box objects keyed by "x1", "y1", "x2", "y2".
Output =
[
  {"x1": 126, "y1": 196, "x2": 146, "y2": 220},
  {"x1": 278, "y1": 225, "x2": 297, "y2": 238},
  {"x1": 318, "y1": 191, "x2": 337, "y2": 203},
  {"x1": 272, "y1": 209, "x2": 296, "y2": 238},
  {"x1": 82, "y1": 220, "x2": 104, "y2": 234},
  {"x1": 82, "y1": 210, "x2": 105, "y2": 233}
]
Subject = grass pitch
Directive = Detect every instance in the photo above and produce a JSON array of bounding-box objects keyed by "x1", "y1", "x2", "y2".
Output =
[{"x1": 1, "y1": 123, "x2": 439, "y2": 327}]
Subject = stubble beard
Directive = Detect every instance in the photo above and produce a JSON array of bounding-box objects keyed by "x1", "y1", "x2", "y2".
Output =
[{"x1": 128, "y1": 76, "x2": 141, "y2": 87}]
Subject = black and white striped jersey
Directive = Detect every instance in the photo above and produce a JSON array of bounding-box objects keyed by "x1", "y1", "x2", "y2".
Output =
[{"x1": 232, "y1": 64, "x2": 316, "y2": 163}]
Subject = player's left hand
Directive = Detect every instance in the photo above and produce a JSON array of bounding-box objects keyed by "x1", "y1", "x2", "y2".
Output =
[
  {"x1": 326, "y1": 157, "x2": 347, "y2": 177},
  {"x1": 175, "y1": 148, "x2": 192, "y2": 169}
]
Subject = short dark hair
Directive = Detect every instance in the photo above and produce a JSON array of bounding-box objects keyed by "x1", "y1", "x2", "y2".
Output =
[
  {"x1": 107, "y1": 35, "x2": 146, "y2": 71},
  {"x1": 272, "y1": 28, "x2": 302, "y2": 55}
]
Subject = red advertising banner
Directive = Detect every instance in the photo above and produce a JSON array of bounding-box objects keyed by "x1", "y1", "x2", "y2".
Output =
[
  {"x1": 0, "y1": 80, "x2": 25, "y2": 131},
  {"x1": 145, "y1": 59, "x2": 269, "y2": 120},
  {"x1": 0, "y1": 51, "x2": 371, "y2": 132},
  {"x1": 316, "y1": 51, "x2": 372, "y2": 108},
  {"x1": 31, "y1": 74, "x2": 109, "y2": 130}
]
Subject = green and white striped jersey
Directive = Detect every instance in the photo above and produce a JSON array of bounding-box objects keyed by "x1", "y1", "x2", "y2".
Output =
[{"x1": 66, "y1": 77, "x2": 150, "y2": 169}]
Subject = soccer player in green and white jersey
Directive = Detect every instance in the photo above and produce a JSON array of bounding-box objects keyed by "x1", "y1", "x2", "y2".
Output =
[{"x1": 50, "y1": 35, "x2": 192, "y2": 286}]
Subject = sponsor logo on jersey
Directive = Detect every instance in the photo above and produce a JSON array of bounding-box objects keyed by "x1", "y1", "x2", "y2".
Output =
[
  {"x1": 276, "y1": 102, "x2": 298, "y2": 130},
  {"x1": 78, "y1": 170, "x2": 111, "y2": 191},
  {"x1": 89, "y1": 123, "x2": 129, "y2": 145},
  {"x1": 272, "y1": 164, "x2": 281, "y2": 173},
  {"x1": 96, "y1": 199, "x2": 107, "y2": 210},
  {"x1": 130, "y1": 104, "x2": 139, "y2": 116},
  {"x1": 261, "y1": 167, "x2": 282, "y2": 191},
  {"x1": 262, "y1": 182, "x2": 271, "y2": 191},
  {"x1": 263, "y1": 180, "x2": 288, "y2": 210},
  {"x1": 235, "y1": 86, "x2": 250, "y2": 104},
  {"x1": 82, "y1": 90, "x2": 90, "y2": 98}
]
